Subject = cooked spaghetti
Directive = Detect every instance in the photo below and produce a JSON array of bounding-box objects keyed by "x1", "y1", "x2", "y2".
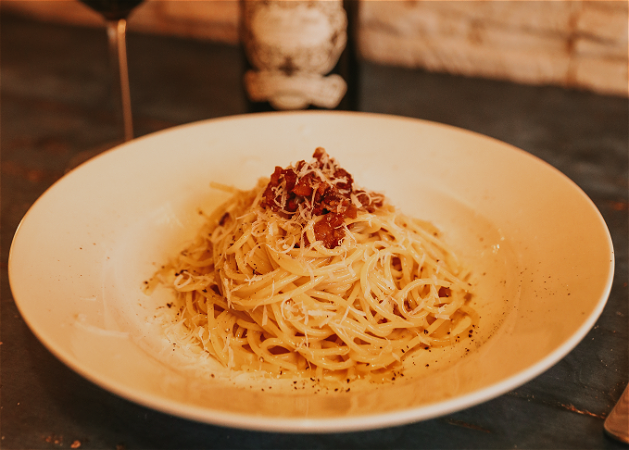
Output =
[{"x1": 161, "y1": 148, "x2": 477, "y2": 380}]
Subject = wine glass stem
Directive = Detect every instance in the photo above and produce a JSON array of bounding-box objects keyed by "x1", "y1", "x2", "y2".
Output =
[{"x1": 106, "y1": 19, "x2": 133, "y2": 142}]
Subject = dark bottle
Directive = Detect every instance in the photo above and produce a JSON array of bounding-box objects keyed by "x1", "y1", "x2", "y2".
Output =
[{"x1": 239, "y1": 0, "x2": 359, "y2": 112}]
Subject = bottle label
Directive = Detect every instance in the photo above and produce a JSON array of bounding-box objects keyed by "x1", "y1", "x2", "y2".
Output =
[{"x1": 242, "y1": 0, "x2": 348, "y2": 110}]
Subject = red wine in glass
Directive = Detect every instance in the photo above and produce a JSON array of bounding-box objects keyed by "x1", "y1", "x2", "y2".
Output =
[
  {"x1": 80, "y1": 0, "x2": 144, "y2": 20},
  {"x1": 67, "y1": 0, "x2": 144, "y2": 171},
  {"x1": 80, "y1": 0, "x2": 144, "y2": 143}
]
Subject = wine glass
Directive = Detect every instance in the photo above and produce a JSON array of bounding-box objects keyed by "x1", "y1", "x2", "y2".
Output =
[{"x1": 66, "y1": 0, "x2": 144, "y2": 171}]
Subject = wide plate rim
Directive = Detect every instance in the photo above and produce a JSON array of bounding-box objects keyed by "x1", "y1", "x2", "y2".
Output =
[{"x1": 9, "y1": 111, "x2": 615, "y2": 432}]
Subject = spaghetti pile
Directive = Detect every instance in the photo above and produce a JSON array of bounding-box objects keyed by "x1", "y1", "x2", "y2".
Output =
[{"x1": 163, "y1": 148, "x2": 477, "y2": 380}]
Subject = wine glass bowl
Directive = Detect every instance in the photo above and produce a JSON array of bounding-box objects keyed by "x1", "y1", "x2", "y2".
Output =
[{"x1": 79, "y1": 0, "x2": 144, "y2": 20}]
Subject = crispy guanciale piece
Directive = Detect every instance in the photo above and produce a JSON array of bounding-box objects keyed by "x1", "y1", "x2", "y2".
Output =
[{"x1": 261, "y1": 148, "x2": 384, "y2": 248}]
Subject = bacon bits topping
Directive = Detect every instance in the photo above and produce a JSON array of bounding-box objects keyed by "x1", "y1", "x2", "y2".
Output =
[{"x1": 260, "y1": 148, "x2": 384, "y2": 248}]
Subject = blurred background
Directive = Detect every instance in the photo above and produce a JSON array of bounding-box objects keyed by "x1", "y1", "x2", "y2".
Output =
[{"x1": 4, "y1": 0, "x2": 627, "y2": 97}]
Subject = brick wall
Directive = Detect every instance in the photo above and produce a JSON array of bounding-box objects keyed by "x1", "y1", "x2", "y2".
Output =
[
  {"x1": 360, "y1": 1, "x2": 628, "y2": 97},
  {"x1": 4, "y1": 0, "x2": 627, "y2": 96}
]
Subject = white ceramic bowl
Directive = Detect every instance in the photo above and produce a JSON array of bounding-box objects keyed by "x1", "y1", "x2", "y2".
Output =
[{"x1": 9, "y1": 112, "x2": 614, "y2": 432}]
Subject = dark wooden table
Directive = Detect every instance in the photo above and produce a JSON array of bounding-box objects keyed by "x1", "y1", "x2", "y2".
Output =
[{"x1": 2, "y1": 12, "x2": 627, "y2": 450}]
